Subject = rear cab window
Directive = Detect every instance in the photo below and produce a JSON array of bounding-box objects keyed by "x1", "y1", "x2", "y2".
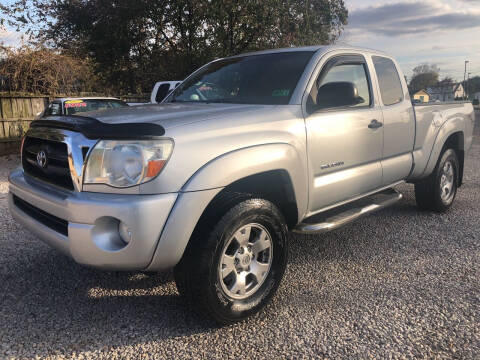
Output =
[{"x1": 372, "y1": 56, "x2": 404, "y2": 106}]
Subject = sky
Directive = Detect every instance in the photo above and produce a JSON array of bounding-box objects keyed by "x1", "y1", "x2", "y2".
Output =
[
  {"x1": 1, "y1": 0, "x2": 479, "y2": 81},
  {"x1": 341, "y1": 0, "x2": 480, "y2": 81}
]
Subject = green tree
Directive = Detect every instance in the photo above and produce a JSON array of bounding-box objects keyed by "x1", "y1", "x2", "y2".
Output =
[
  {"x1": 3, "y1": 0, "x2": 348, "y2": 93},
  {"x1": 466, "y1": 76, "x2": 480, "y2": 98},
  {"x1": 412, "y1": 64, "x2": 440, "y2": 77},
  {"x1": 438, "y1": 76, "x2": 454, "y2": 86},
  {"x1": 409, "y1": 64, "x2": 440, "y2": 94}
]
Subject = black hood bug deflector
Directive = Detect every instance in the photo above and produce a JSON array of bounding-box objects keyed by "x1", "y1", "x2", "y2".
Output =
[{"x1": 31, "y1": 115, "x2": 166, "y2": 140}]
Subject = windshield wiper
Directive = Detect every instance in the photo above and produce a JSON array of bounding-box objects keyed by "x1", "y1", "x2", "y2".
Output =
[
  {"x1": 203, "y1": 99, "x2": 246, "y2": 104},
  {"x1": 170, "y1": 99, "x2": 196, "y2": 103},
  {"x1": 169, "y1": 98, "x2": 247, "y2": 104}
]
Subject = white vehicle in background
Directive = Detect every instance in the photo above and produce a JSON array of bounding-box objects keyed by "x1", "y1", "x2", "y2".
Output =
[
  {"x1": 43, "y1": 97, "x2": 128, "y2": 116},
  {"x1": 150, "y1": 81, "x2": 182, "y2": 103}
]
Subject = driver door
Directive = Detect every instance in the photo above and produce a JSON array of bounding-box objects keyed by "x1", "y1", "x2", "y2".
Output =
[{"x1": 305, "y1": 54, "x2": 384, "y2": 212}]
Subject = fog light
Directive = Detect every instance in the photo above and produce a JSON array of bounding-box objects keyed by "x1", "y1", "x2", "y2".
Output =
[{"x1": 119, "y1": 222, "x2": 132, "y2": 244}]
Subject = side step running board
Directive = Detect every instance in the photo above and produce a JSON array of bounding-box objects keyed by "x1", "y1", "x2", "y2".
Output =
[{"x1": 294, "y1": 189, "x2": 402, "y2": 234}]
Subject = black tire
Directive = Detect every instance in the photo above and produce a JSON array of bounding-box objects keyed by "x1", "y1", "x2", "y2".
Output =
[
  {"x1": 174, "y1": 197, "x2": 288, "y2": 324},
  {"x1": 415, "y1": 148, "x2": 459, "y2": 212}
]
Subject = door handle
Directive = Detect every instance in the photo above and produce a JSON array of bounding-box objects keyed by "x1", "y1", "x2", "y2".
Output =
[{"x1": 368, "y1": 119, "x2": 383, "y2": 129}]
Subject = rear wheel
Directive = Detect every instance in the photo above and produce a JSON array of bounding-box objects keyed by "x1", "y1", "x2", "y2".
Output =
[
  {"x1": 174, "y1": 197, "x2": 288, "y2": 324},
  {"x1": 415, "y1": 148, "x2": 459, "y2": 212}
]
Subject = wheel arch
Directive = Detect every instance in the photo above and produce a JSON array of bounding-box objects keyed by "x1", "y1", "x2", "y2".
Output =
[
  {"x1": 422, "y1": 117, "x2": 465, "y2": 185},
  {"x1": 199, "y1": 170, "x2": 299, "y2": 230},
  {"x1": 182, "y1": 143, "x2": 308, "y2": 222},
  {"x1": 443, "y1": 132, "x2": 465, "y2": 186}
]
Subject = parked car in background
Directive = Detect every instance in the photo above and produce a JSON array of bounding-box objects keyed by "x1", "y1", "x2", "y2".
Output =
[
  {"x1": 43, "y1": 97, "x2": 128, "y2": 116},
  {"x1": 150, "y1": 81, "x2": 182, "y2": 103}
]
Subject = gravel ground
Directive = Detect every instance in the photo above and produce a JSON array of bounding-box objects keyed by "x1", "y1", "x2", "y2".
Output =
[{"x1": 0, "y1": 114, "x2": 479, "y2": 359}]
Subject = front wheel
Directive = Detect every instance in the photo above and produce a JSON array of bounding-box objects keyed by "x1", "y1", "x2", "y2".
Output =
[
  {"x1": 415, "y1": 148, "x2": 459, "y2": 212},
  {"x1": 174, "y1": 197, "x2": 288, "y2": 324}
]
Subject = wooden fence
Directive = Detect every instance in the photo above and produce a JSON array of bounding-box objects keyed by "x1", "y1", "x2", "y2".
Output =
[
  {"x1": 0, "y1": 94, "x2": 149, "y2": 156},
  {"x1": 0, "y1": 95, "x2": 48, "y2": 156}
]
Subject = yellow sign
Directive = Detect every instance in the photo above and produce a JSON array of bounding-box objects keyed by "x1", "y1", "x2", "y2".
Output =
[{"x1": 64, "y1": 99, "x2": 85, "y2": 104}]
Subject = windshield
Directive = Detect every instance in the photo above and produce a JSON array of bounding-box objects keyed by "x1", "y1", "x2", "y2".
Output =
[
  {"x1": 167, "y1": 52, "x2": 314, "y2": 105},
  {"x1": 64, "y1": 99, "x2": 128, "y2": 115}
]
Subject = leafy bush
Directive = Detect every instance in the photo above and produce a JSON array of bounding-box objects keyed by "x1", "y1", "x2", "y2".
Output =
[{"x1": 0, "y1": 45, "x2": 101, "y2": 95}]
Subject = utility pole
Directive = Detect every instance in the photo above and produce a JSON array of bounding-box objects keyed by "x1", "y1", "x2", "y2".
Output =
[
  {"x1": 467, "y1": 72, "x2": 471, "y2": 100},
  {"x1": 464, "y1": 60, "x2": 469, "y2": 100}
]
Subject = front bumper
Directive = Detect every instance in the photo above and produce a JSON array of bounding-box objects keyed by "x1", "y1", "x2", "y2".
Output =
[{"x1": 8, "y1": 169, "x2": 177, "y2": 270}]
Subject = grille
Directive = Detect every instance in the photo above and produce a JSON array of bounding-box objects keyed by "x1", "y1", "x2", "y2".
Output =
[
  {"x1": 13, "y1": 195, "x2": 69, "y2": 236},
  {"x1": 22, "y1": 137, "x2": 74, "y2": 190}
]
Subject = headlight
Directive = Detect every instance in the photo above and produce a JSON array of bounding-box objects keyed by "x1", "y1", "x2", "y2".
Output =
[{"x1": 84, "y1": 139, "x2": 173, "y2": 188}]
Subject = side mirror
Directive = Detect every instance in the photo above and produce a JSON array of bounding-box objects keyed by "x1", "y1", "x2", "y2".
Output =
[
  {"x1": 316, "y1": 81, "x2": 364, "y2": 110},
  {"x1": 34, "y1": 110, "x2": 45, "y2": 119}
]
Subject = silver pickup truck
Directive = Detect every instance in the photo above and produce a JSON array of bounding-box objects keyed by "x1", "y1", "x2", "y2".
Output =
[{"x1": 8, "y1": 46, "x2": 474, "y2": 324}]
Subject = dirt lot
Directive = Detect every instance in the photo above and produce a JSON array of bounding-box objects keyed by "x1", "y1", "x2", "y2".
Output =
[{"x1": 0, "y1": 113, "x2": 479, "y2": 359}]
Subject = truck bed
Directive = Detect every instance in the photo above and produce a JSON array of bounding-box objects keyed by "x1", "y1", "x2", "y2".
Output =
[{"x1": 410, "y1": 101, "x2": 475, "y2": 179}]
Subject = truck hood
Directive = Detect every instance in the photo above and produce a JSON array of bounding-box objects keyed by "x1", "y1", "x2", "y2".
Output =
[{"x1": 81, "y1": 102, "x2": 272, "y2": 130}]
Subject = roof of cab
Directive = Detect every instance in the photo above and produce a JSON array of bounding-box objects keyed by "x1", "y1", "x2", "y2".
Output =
[{"x1": 228, "y1": 45, "x2": 389, "y2": 59}]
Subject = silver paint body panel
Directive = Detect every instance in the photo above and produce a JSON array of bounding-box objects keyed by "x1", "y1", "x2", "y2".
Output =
[
  {"x1": 8, "y1": 46, "x2": 475, "y2": 270},
  {"x1": 9, "y1": 169, "x2": 177, "y2": 270}
]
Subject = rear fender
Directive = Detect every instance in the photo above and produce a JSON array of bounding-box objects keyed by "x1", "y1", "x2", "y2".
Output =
[{"x1": 420, "y1": 118, "x2": 465, "y2": 178}]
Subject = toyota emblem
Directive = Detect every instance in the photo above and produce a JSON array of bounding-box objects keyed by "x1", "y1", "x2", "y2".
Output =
[{"x1": 36, "y1": 150, "x2": 48, "y2": 168}]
